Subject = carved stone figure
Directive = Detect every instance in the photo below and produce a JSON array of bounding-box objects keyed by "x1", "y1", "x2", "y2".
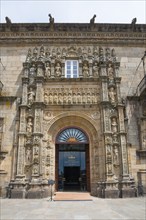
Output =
[
  {"x1": 93, "y1": 62, "x2": 99, "y2": 77},
  {"x1": 108, "y1": 87, "x2": 116, "y2": 103},
  {"x1": 44, "y1": 91, "x2": 48, "y2": 104},
  {"x1": 33, "y1": 165, "x2": 39, "y2": 174},
  {"x1": 83, "y1": 62, "x2": 89, "y2": 77},
  {"x1": 26, "y1": 118, "x2": 33, "y2": 133},
  {"x1": 5, "y1": 16, "x2": 12, "y2": 24},
  {"x1": 55, "y1": 62, "x2": 62, "y2": 77},
  {"x1": 48, "y1": 14, "x2": 54, "y2": 25},
  {"x1": 107, "y1": 63, "x2": 114, "y2": 82},
  {"x1": 39, "y1": 45, "x2": 45, "y2": 61},
  {"x1": 32, "y1": 47, "x2": 38, "y2": 61},
  {"x1": 106, "y1": 145, "x2": 112, "y2": 173},
  {"x1": 90, "y1": 15, "x2": 96, "y2": 24},
  {"x1": 111, "y1": 117, "x2": 118, "y2": 133},
  {"x1": 28, "y1": 88, "x2": 35, "y2": 105},
  {"x1": 25, "y1": 147, "x2": 31, "y2": 164},
  {"x1": 45, "y1": 62, "x2": 51, "y2": 78},
  {"x1": 113, "y1": 146, "x2": 119, "y2": 166},
  {"x1": 29, "y1": 64, "x2": 36, "y2": 85}
]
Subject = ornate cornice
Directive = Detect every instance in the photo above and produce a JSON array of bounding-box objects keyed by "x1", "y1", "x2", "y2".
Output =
[{"x1": 0, "y1": 23, "x2": 146, "y2": 46}]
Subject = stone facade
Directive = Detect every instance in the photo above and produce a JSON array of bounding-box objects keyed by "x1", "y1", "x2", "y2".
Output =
[{"x1": 0, "y1": 20, "x2": 146, "y2": 198}]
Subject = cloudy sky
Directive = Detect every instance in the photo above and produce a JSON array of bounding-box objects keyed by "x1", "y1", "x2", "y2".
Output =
[{"x1": 0, "y1": 0, "x2": 146, "y2": 24}]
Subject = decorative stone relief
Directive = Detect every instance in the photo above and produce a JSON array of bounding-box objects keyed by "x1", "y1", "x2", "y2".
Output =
[
  {"x1": 82, "y1": 62, "x2": 89, "y2": 77},
  {"x1": 108, "y1": 86, "x2": 117, "y2": 105},
  {"x1": 45, "y1": 61, "x2": 51, "y2": 78},
  {"x1": 111, "y1": 117, "x2": 118, "y2": 133},
  {"x1": 43, "y1": 87, "x2": 99, "y2": 105},
  {"x1": 26, "y1": 118, "x2": 33, "y2": 134},
  {"x1": 25, "y1": 147, "x2": 32, "y2": 165},
  {"x1": 55, "y1": 62, "x2": 62, "y2": 77},
  {"x1": 103, "y1": 107, "x2": 110, "y2": 132},
  {"x1": 28, "y1": 87, "x2": 35, "y2": 106}
]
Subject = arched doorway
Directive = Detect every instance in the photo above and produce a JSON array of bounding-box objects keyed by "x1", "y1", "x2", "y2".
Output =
[{"x1": 55, "y1": 127, "x2": 90, "y2": 192}]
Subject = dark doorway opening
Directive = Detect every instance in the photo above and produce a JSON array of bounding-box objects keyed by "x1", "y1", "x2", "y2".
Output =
[
  {"x1": 64, "y1": 166, "x2": 80, "y2": 191},
  {"x1": 56, "y1": 144, "x2": 90, "y2": 192}
]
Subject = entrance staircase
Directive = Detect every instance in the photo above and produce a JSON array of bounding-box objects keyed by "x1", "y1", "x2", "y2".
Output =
[{"x1": 53, "y1": 192, "x2": 93, "y2": 201}]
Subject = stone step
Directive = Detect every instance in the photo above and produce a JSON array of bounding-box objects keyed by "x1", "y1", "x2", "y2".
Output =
[{"x1": 53, "y1": 192, "x2": 93, "y2": 201}]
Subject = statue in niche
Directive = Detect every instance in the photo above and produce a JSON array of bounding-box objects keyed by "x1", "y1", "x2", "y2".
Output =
[
  {"x1": 113, "y1": 146, "x2": 119, "y2": 166},
  {"x1": 58, "y1": 93, "x2": 63, "y2": 104},
  {"x1": 68, "y1": 92, "x2": 72, "y2": 104},
  {"x1": 83, "y1": 62, "x2": 89, "y2": 77},
  {"x1": 29, "y1": 63, "x2": 36, "y2": 85},
  {"x1": 33, "y1": 155, "x2": 39, "y2": 164},
  {"x1": 82, "y1": 92, "x2": 86, "y2": 104},
  {"x1": 55, "y1": 62, "x2": 62, "y2": 77},
  {"x1": 37, "y1": 67, "x2": 44, "y2": 76},
  {"x1": 34, "y1": 146, "x2": 39, "y2": 155},
  {"x1": 88, "y1": 47, "x2": 92, "y2": 57},
  {"x1": 48, "y1": 93, "x2": 53, "y2": 104},
  {"x1": 54, "y1": 93, "x2": 58, "y2": 104},
  {"x1": 56, "y1": 48, "x2": 61, "y2": 59},
  {"x1": 44, "y1": 91, "x2": 48, "y2": 104},
  {"x1": 52, "y1": 48, "x2": 56, "y2": 58},
  {"x1": 111, "y1": 117, "x2": 118, "y2": 133},
  {"x1": 25, "y1": 147, "x2": 31, "y2": 164},
  {"x1": 39, "y1": 45, "x2": 45, "y2": 61},
  {"x1": 28, "y1": 88, "x2": 35, "y2": 106},
  {"x1": 99, "y1": 47, "x2": 104, "y2": 62},
  {"x1": 107, "y1": 63, "x2": 114, "y2": 83},
  {"x1": 45, "y1": 48, "x2": 51, "y2": 59},
  {"x1": 87, "y1": 91, "x2": 91, "y2": 104},
  {"x1": 26, "y1": 118, "x2": 33, "y2": 133},
  {"x1": 106, "y1": 145, "x2": 112, "y2": 173},
  {"x1": 72, "y1": 93, "x2": 76, "y2": 104},
  {"x1": 63, "y1": 92, "x2": 67, "y2": 104},
  {"x1": 62, "y1": 48, "x2": 67, "y2": 57},
  {"x1": 105, "y1": 48, "x2": 111, "y2": 61},
  {"x1": 32, "y1": 47, "x2": 38, "y2": 62},
  {"x1": 111, "y1": 49, "x2": 117, "y2": 62},
  {"x1": 108, "y1": 87, "x2": 116, "y2": 103},
  {"x1": 33, "y1": 165, "x2": 39, "y2": 174},
  {"x1": 93, "y1": 62, "x2": 99, "y2": 77},
  {"x1": 77, "y1": 91, "x2": 81, "y2": 104}
]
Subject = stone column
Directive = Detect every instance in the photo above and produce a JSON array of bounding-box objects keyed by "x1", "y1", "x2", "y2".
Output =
[
  {"x1": 89, "y1": 60, "x2": 93, "y2": 78},
  {"x1": 79, "y1": 59, "x2": 83, "y2": 77}
]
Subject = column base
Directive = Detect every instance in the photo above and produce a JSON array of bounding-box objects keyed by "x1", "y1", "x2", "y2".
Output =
[
  {"x1": 104, "y1": 181, "x2": 120, "y2": 198},
  {"x1": 104, "y1": 189, "x2": 120, "y2": 198},
  {"x1": 121, "y1": 187, "x2": 136, "y2": 198}
]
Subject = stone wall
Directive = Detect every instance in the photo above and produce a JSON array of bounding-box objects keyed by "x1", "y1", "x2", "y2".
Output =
[{"x1": 0, "y1": 23, "x2": 146, "y2": 197}]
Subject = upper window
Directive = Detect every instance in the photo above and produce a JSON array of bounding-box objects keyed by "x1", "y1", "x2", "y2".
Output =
[{"x1": 65, "y1": 60, "x2": 79, "y2": 78}]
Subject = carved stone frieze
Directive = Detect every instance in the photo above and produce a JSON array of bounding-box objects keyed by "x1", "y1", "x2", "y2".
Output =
[{"x1": 43, "y1": 87, "x2": 99, "y2": 105}]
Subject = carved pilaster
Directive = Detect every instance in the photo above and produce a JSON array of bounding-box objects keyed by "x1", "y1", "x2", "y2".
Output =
[
  {"x1": 103, "y1": 106, "x2": 111, "y2": 132},
  {"x1": 16, "y1": 134, "x2": 25, "y2": 178},
  {"x1": 34, "y1": 108, "x2": 42, "y2": 133},
  {"x1": 101, "y1": 78, "x2": 109, "y2": 102},
  {"x1": 118, "y1": 105, "x2": 125, "y2": 132},
  {"x1": 19, "y1": 107, "x2": 26, "y2": 133},
  {"x1": 120, "y1": 134, "x2": 129, "y2": 177},
  {"x1": 51, "y1": 60, "x2": 55, "y2": 78},
  {"x1": 79, "y1": 59, "x2": 83, "y2": 77},
  {"x1": 115, "y1": 77, "x2": 122, "y2": 104}
]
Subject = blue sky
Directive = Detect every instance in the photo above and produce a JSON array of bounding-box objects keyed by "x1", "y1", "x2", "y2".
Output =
[{"x1": 0, "y1": 0, "x2": 146, "y2": 24}]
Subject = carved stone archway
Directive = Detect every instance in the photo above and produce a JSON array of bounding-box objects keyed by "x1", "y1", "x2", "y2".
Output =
[{"x1": 47, "y1": 113, "x2": 102, "y2": 196}]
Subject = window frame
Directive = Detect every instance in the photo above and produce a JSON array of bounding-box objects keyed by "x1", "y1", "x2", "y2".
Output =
[{"x1": 65, "y1": 60, "x2": 79, "y2": 78}]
